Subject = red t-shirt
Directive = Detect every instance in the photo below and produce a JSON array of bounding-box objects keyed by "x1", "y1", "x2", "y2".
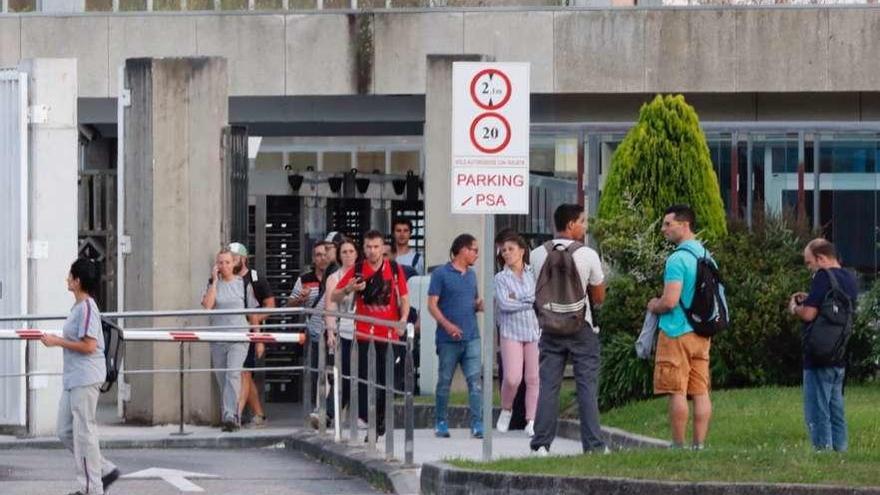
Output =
[{"x1": 335, "y1": 260, "x2": 408, "y2": 341}]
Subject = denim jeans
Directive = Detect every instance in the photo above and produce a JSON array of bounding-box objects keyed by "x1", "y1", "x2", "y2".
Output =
[
  {"x1": 435, "y1": 338, "x2": 482, "y2": 430},
  {"x1": 803, "y1": 366, "x2": 848, "y2": 452}
]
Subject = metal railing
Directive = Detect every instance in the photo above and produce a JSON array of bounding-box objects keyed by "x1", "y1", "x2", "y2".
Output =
[
  {"x1": 0, "y1": 306, "x2": 416, "y2": 465},
  {"x1": 302, "y1": 317, "x2": 415, "y2": 465}
]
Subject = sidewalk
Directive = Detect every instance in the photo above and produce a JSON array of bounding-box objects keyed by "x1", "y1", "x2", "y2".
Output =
[{"x1": 0, "y1": 401, "x2": 304, "y2": 450}]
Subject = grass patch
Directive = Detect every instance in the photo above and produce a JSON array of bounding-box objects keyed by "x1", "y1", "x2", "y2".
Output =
[{"x1": 451, "y1": 385, "x2": 880, "y2": 487}]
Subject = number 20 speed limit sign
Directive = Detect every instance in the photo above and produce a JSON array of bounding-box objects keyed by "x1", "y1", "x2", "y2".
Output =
[{"x1": 452, "y1": 62, "x2": 530, "y2": 214}]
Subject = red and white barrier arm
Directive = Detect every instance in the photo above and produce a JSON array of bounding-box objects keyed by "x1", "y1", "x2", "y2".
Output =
[{"x1": 0, "y1": 329, "x2": 305, "y2": 344}]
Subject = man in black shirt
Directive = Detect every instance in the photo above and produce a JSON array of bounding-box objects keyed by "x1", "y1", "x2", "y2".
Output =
[
  {"x1": 789, "y1": 238, "x2": 857, "y2": 452},
  {"x1": 229, "y1": 242, "x2": 275, "y2": 428}
]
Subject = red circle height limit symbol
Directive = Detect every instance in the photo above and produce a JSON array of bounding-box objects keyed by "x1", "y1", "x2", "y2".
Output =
[
  {"x1": 469, "y1": 112, "x2": 511, "y2": 154},
  {"x1": 469, "y1": 68, "x2": 512, "y2": 110}
]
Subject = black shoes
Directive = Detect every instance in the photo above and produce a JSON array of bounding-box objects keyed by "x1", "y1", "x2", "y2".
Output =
[{"x1": 103, "y1": 468, "x2": 121, "y2": 490}]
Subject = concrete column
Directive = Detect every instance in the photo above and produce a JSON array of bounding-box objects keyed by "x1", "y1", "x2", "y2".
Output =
[
  {"x1": 122, "y1": 57, "x2": 228, "y2": 425},
  {"x1": 423, "y1": 54, "x2": 493, "y2": 395},
  {"x1": 19, "y1": 58, "x2": 79, "y2": 436}
]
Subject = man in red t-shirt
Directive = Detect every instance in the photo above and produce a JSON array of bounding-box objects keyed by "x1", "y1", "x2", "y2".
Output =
[{"x1": 332, "y1": 230, "x2": 409, "y2": 438}]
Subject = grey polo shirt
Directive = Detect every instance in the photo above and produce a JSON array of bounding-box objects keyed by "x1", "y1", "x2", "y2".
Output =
[{"x1": 62, "y1": 298, "x2": 106, "y2": 390}]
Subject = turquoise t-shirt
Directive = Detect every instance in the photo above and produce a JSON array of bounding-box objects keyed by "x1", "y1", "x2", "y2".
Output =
[{"x1": 658, "y1": 239, "x2": 714, "y2": 338}]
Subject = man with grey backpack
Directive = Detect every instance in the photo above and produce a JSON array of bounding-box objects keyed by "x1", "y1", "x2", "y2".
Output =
[{"x1": 529, "y1": 204, "x2": 607, "y2": 455}]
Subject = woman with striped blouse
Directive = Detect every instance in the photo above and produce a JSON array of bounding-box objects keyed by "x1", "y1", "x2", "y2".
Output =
[{"x1": 493, "y1": 235, "x2": 541, "y2": 437}]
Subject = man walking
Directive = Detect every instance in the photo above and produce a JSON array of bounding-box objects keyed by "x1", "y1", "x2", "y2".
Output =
[
  {"x1": 647, "y1": 204, "x2": 715, "y2": 450},
  {"x1": 228, "y1": 242, "x2": 275, "y2": 428},
  {"x1": 530, "y1": 204, "x2": 606, "y2": 455},
  {"x1": 789, "y1": 238, "x2": 857, "y2": 452},
  {"x1": 428, "y1": 234, "x2": 484, "y2": 439},
  {"x1": 332, "y1": 230, "x2": 410, "y2": 438},
  {"x1": 392, "y1": 219, "x2": 424, "y2": 275}
]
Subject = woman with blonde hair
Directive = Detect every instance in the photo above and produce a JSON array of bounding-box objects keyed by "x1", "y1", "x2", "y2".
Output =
[{"x1": 201, "y1": 248, "x2": 259, "y2": 432}]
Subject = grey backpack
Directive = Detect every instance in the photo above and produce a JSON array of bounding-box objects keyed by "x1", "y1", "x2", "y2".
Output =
[{"x1": 534, "y1": 241, "x2": 587, "y2": 336}]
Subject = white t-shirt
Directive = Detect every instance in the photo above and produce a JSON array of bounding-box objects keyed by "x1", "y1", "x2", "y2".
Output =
[
  {"x1": 530, "y1": 239, "x2": 604, "y2": 328},
  {"x1": 395, "y1": 249, "x2": 424, "y2": 275}
]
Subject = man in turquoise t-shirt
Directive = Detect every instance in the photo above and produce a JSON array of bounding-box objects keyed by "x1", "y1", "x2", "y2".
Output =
[{"x1": 647, "y1": 204, "x2": 715, "y2": 450}]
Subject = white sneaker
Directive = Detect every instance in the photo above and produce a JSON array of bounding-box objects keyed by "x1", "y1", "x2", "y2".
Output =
[
  {"x1": 524, "y1": 420, "x2": 535, "y2": 437},
  {"x1": 532, "y1": 446, "x2": 550, "y2": 457},
  {"x1": 496, "y1": 410, "x2": 512, "y2": 433},
  {"x1": 357, "y1": 418, "x2": 368, "y2": 430}
]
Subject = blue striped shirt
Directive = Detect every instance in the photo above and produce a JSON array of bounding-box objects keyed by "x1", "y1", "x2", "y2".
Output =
[{"x1": 494, "y1": 266, "x2": 540, "y2": 342}]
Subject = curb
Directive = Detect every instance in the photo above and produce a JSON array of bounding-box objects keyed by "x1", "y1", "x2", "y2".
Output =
[
  {"x1": 285, "y1": 430, "x2": 420, "y2": 495},
  {"x1": 420, "y1": 461, "x2": 880, "y2": 495},
  {"x1": 0, "y1": 432, "x2": 293, "y2": 450}
]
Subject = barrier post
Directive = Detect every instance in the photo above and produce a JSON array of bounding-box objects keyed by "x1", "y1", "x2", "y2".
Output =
[
  {"x1": 317, "y1": 328, "x2": 326, "y2": 435},
  {"x1": 384, "y1": 339, "x2": 394, "y2": 461},
  {"x1": 170, "y1": 342, "x2": 190, "y2": 436},
  {"x1": 404, "y1": 324, "x2": 415, "y2": 466},
  {"x1": 303, "y1": 335, "x2": 313, "y2": 424},
  {"x1": 349, "y1": 338, "x2": 359, "y2": 442},
  {"x1": 367, "y1": 337, "x2": 377, "y2": 448},
  {"x1": 333, "y1": 331, "x2": 342, "y2": 442}
]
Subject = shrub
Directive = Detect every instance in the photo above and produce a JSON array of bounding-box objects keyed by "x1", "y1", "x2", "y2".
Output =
[
  {"x1": 597, "y1": 94, "x2": 727, "y2": 241},
  {"x1": 850, "y1": 278, "x2": 880, "y2": 381},
  {"x1": 598, "y1": 332, "x2": 654, "y2": 411}
]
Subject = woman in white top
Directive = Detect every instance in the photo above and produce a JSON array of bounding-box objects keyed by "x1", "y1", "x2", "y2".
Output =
[
  {"x1": 325, "y1": 238, "x2": 361, "y2": 418},
  {"x1": 493, "y1": 235, "x2": 541, "y2": 437},
  {"x1": 41, "y1": 258, "x2": 119, "y2": 495}
]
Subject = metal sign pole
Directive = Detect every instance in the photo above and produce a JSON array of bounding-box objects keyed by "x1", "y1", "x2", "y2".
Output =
[{"x1": 481, "y1": 215, "x2": 495, "y2": 462}]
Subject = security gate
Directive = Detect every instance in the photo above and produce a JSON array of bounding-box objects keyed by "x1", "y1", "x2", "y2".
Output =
[{"x1": 0, "y1": 68, "x2": 29, "y2": 428}]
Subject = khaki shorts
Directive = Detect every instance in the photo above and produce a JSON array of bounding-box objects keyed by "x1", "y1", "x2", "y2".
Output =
[{"x1": 653, "y1": 331, "x2": 711, "y2": 396}]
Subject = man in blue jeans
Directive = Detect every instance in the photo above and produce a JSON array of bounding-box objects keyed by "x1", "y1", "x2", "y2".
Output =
[
  {"x1": 789, "y1": 238, "x2": 857, "y2": 452},
  {"x1": 428, "y1": 233, "x2": 484, "y2": 438}
]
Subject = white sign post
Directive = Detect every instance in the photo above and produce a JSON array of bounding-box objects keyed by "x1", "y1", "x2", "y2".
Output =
[
  {"x1": 451, "y1": 62, "x2": 530, "y2": 462},
  {"x1": 452, "y1": 63, "x2": 530, "y2": 214}
]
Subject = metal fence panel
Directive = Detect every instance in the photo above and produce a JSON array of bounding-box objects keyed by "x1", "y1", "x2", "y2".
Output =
[{"x1": 0, "y1": 68, "x2": 28, "y2": 427}]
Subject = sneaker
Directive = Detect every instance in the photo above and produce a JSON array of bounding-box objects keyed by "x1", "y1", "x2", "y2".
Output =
[
  {"x1": 532, "y1": 446, "x2": 550, "y2": 457},
  {"x1": 471, "y1": 425, "x2": 484, "y2": 439},
  {"x1": 245, "y1": 415, "x2": 267, "y2": 429},
  {"x1": 524, "y1": 420, "x2": 535, "y2": 438},
  {"x1": 221, "y1": 417, "x2": 239, "y2": 432},
  {"x1": 434, "y1": 420, "x2": 450, "y2": 438},
  {"x1": 102, "y1": 468, "x2": 121, "y2": 491},
  {"x1": 692, "y1": 443, "x2": 705, "y2": 451},
  {"x1": 308, "y1": 412, "x2": 321, "y2": 430},
  {"x1": 357, "y1": 418, "x2": 368, "y2": 430},
  {"x1": 496, "y1": 410, "x2": 512, "y2": 433}
]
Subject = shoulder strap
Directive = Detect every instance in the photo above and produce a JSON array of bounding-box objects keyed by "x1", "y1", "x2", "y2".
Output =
[
  {"x1": 242, "y1": 275, "x2": 251, "y2": 309},
  {"x1": 542, "y1": 240, "x2": 556, "y2": 253},
  {"x1": 565, "y1": 241, "x2": 584, "y2": 254},
  {"x1": 412, "y1": 252, "x2": 420, "y2": 268},
  {"x1": 822, "y1": 268, "x2": 842, "y2": 293},
  {"x1": 355, "y1": 261, "x2": 364, "y2": 279}
]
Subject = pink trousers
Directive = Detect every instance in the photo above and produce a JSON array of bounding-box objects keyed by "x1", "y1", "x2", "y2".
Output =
[{"x1": 499, "y1": 336, "x2": 540, "y2": 421}]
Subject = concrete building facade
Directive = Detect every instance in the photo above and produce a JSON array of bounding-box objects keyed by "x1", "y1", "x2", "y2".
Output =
[{"x1": 1, "y1": 5, "x2": 879, "y2": 425}]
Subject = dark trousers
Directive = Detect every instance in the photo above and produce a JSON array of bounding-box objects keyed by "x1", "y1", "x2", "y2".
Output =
[
  {"x1": 530, "y1": 323, "x2": 605, "y2": 452},
  {"x1": 357, "y1": 341, "x2": 387, "y2": 435}
]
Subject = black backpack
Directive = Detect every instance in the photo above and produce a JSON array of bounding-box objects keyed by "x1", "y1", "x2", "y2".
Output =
[
  {"x1": 803, "y1": 269, "x2": 855, "y2": 367},
  {"x1": 676, "y1": 247, "x2": 729, "y2": 338},
  {"x1": 100, "y1": 319, "x2": 124, "y2": 393}
]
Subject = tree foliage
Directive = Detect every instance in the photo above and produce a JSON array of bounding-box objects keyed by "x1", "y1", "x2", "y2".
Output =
[{"x1": 597, "y1": 94, "x2": 727, "y2": 240}]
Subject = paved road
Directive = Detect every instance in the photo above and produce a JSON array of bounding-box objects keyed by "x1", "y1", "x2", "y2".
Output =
[{"x1": 0, "y1": 446, "x2": 382, "y2": 495}]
